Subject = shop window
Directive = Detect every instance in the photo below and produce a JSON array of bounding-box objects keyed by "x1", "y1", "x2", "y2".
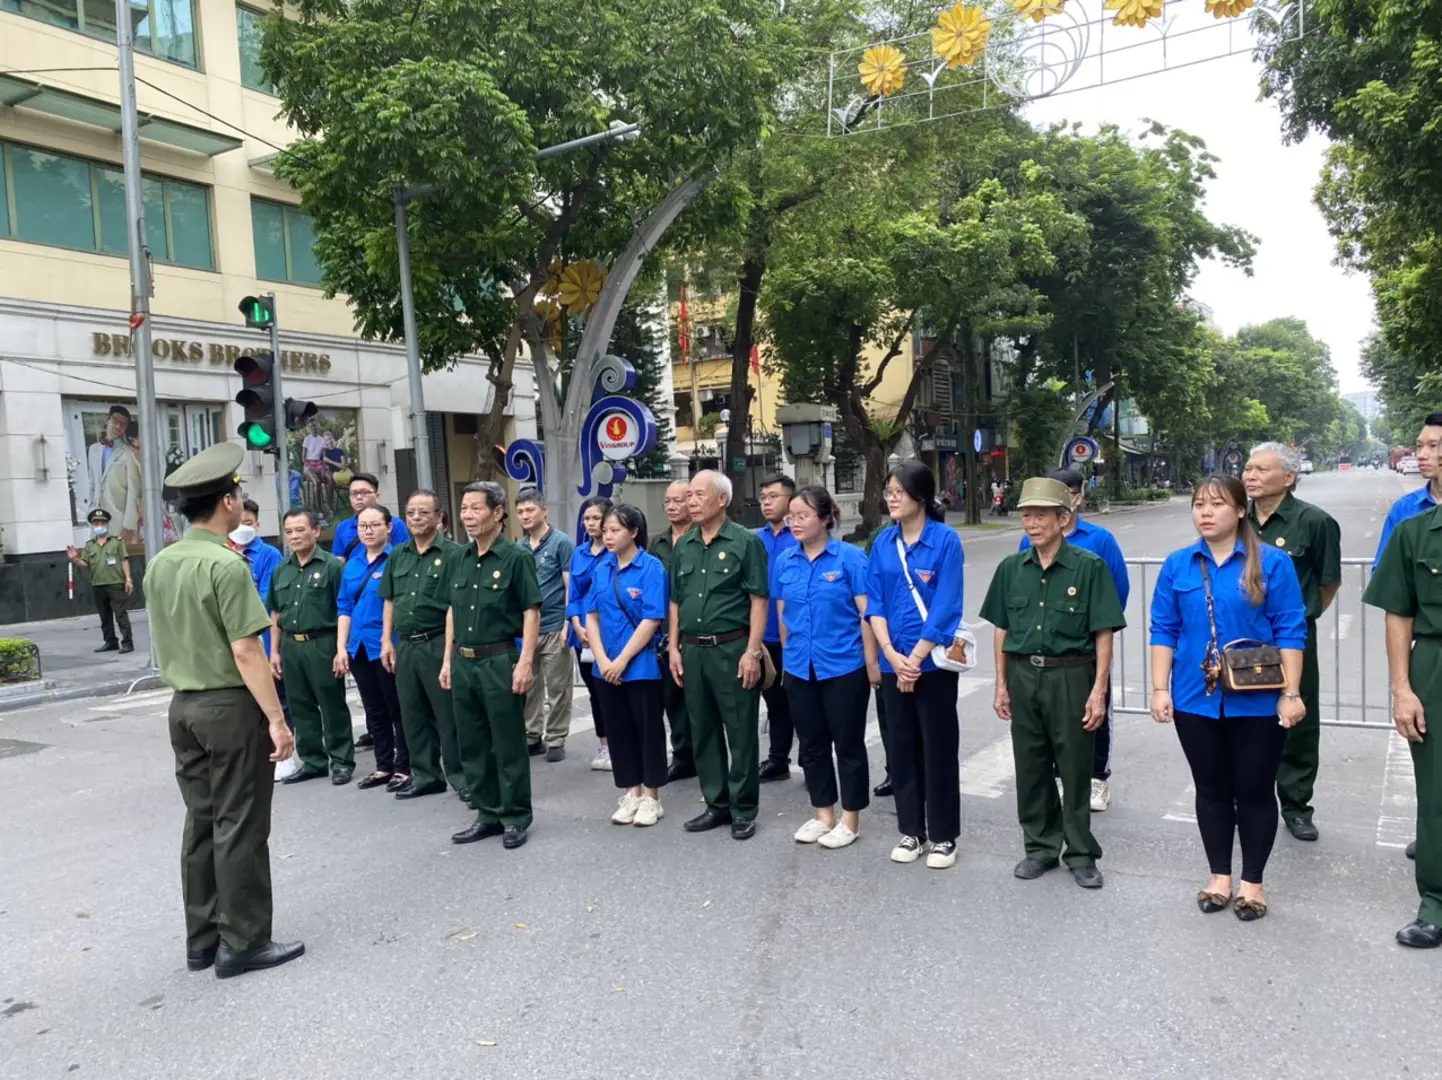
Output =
[
  {"x1": 251, "y1": 197, "x2": 324, "y2": 286},
  {"x1": 2, "y1": 0, "x2": 198, "y2": 69},
  {"x1": 236, "y1": 5, "x2": 272, "y2": 93}
]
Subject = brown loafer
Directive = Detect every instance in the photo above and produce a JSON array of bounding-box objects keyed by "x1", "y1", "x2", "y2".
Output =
[
  {"x1": 1196, "y1": 890, "x2": 1232, "y2": 914},
  {"x1": 1234, "y1": 896, "x2": 1268, "y2": 922}
]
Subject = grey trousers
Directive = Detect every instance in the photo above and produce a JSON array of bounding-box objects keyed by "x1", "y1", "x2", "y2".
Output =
[{"x1": 523, "y1": 630, "x2": 574, "y2": 747}]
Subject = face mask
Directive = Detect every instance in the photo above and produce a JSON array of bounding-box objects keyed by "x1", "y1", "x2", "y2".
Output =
[
  {"x1": 229, "y1": 525, "x2": 258, "y2": 547},
  {"x1": 93, "y1": 525, "x2": 108, "y2": 537}
]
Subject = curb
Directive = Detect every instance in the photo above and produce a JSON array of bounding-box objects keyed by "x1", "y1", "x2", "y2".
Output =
[{"x1": 0, "y1": 672, "x2": 163, "y2": 712}]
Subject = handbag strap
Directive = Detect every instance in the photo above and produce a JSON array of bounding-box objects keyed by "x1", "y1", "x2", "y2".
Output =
[
  {"x1": 894, "y1": 535, "x2": 930, "y2": 621},
  {"x1": 611, "y1": 563, "x2": 641, "y2": 630},
  {"x1": 1198, "y1": 557, "x2": 1223, "y2": 693}
]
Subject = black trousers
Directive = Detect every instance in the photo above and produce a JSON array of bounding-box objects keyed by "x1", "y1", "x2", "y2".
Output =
[
  {"x1": 1093, "y1": 683, "x2": 1113, "y2": 780},
  {"x1": 94, "y1": 582, "x2": 132, "y2": 646},
  {"x1": 350, "y1": 644, "x2": 410, "y2": 774},
  {"x1": 786, "y1": 666, "x2": 870, "y2": 812},
  {"x1": 595, "y1": 679, "x2": 667, "y2": 790},
  {"x1": 762, "y1": 641, "x2": 794, "y2": 764},
  {"x1": 1174, "y1": 709, "x2": 1288, "y2": 883},
  {"x1": 576, "y1": 648, "x2": 606, "y2": 739},
  {"x1": 882, "y1": 669, "x2": 961, "y2": 843}
]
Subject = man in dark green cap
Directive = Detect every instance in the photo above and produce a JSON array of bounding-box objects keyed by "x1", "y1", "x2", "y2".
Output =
[
  {"x1": 981, "y1": 476, "x2": 1125, "y2": 890},
  {"x1": 667, "y1": 470, "x2": 769, "y2": 840},
  {"x1": 66, "y1": 507, "x2": 134, "y2": 653},
  {"x1": 146, "y1": 440, "x2": 304, "y2": 979},
  {"x1": 440, "y1": 482, "x2": 541, "y2": 849},
  {"x1": 267, "y1": 508, "x2": 354, "y2": 785}
]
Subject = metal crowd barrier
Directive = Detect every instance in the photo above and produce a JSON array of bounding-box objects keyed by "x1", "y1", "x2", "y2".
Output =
[{"x1": 1110, "y1": 557, "x2": 1393, "y2": 730}]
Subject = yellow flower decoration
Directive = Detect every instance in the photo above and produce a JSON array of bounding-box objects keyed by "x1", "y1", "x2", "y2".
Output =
[
  {"x1": 533, "y1": 298, "x2": 563, "y2": 351},
  {"x1": 557, "y1": 260, "x2": 606, "y2": 313},
  {"x1": 1104, "y1": 0, "x2": 1161, "y2": 25},
  {"x1": 1009, "y1": 0, "x2": 1066, "y2": 22},
  {"x1": 541, "y1": 258, "x2": 564, "y2": 298},
  {"x1": 931, "y1": 2, "x2": 991, "y2": 68},
  {"x1": 858, "y1": 45, "x2": 907, "y2": 97},
  {"x1": 1204, "y1": 0, "x2": 1253, "y2": 16}
]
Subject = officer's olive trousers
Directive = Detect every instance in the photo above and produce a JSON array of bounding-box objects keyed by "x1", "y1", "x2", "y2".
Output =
[
  {"x1": 396, "y1": 635, "x2": 463, "y2": 792},
  {"x1": 1410, "y1": 638, "x2": 1442, "y2": 926},
  {"x1": 280, "y1": 633, "x2": 354, "y2": 774},
  {"x1": 682, "y1": 639, "x2": 761, "y2": 820},
  {"x1": 93, "y1": 582, "x2": 132, "y2": 647},
  {"x1": 523, "y1": 630, "x2": 573, "y2": 748},
  {"x1": 452, "y1": 650, "x2": 532, "y2": 829},
  {"x1": 169, "y1": 687, "x2": 273, "y2": 953},
  {"x1": 663, "y1": 662, "x2": 692, "y2": 768},
  {"x1": 1276, "y1": 621, "x2": 1322, "y2": 820},
  {"x1": 1007, "y1": 657, "x2": 1101, "y2": 867}
]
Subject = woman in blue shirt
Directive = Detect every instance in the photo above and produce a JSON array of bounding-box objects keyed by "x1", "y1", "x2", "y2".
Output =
[
  {"x1": 1150, "y1": 474, "x2": 1308, "y2": 921},
  {"x1": 867, "y1": 461, "x2": 966, "y2": 869},
  {"x1": 776, "y1": 486, "x2": 874, "y2": 850},
  {"x1": 584, "y1": 504, "x2": 669, "y2": 827},
  {"x1": 568, "y1": 496, "x2": 613, "y2": 770},
  {"x1": 336, "y1": 505, "x2": 410, "y2": 791}
]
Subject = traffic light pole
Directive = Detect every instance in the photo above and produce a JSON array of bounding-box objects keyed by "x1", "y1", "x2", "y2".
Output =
[
  {"x1": 266, "y1": 292, "x2": 289, "y2": 543},
  {"x1": 394, "y1": 187, "x2": 433, "y2": 492}
]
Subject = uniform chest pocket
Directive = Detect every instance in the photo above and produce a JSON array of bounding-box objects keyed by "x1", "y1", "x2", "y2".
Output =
[
  {"x1": 1417, "y1": 559, "x2": 1442, "y2": 602},
  {"x1": 477, "y1": 566, "x2": 514, "y2": 599}
]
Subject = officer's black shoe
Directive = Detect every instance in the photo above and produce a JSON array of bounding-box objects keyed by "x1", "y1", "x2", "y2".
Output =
[
  {"x1": 873, "y1": 774, "x2": 894, "y2": 798},
  {"x1": 666, "y1": 760, "x2": 697, "y2": 782},
  {"x1": 118, "y1": 643, "x2": 134, "y2": 654},
  {"x1": 355, "y1": 733, "x2": 375, "y2": 750},
  {"x1": 1071, "y1": 865, "x2": 1104, "y2": 889},
  {"x1": 527, "y1": 741, "x2": 545, "y2": 757},
  {"x1": 502, "y1": 825, "x2": 528, "y2": 849},
  {"x1": 1285, "y1": 816, "x2": 1319, "y2": 842},
  {"x1": 461, "y1": 791, "x2": 475, "y2": 809},
  {"x1": 1013, "y1": 856, "x2": 1060, "y2": 880},
  {"x1": 758, "y1": 759, "x2": 791, "y2": 783},
  {"x1": 1407, "y1": 840, "x2": 1418, "y2": 860},
  {"x1": 330, "y1": 767, "x2": 354, "y2": 785},
  {"x1": 214, "y1": 939, "x2": 305, "y2": 979},
  {"x1": 281, "y1": 768, "x2": 326, "y2": 785},
  {"x1": 683, "y1": 808, "x2": 733, "y2": 833},
  {"x1": 393, "y1": 780, "x2": 446, "y2": 800},
  {"x1": 186, "y1": 944, "x2": 219, "y2": 972},
  {"x1": 1396, "y1": 920, "x2": 1442, "y2": 949},
  {"x1": 730, "y1": 818, "x2": 757, "y2": 840},
  {"x1": 451, "y1": 821, "x2": 503, "y2": 845},
  {"x1": 94, "y1": 642, "x2": 119, "y2": 653}
]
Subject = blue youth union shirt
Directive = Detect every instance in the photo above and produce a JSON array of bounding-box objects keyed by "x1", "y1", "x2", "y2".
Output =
[
  {"x1": 866, "y1": 519, "x2": 965, "y2": 674},
  {"x1": 776, "y1": 538, "x2": 868, "y2": 681},
  {"x1": 1020, "y1": 516, "x2": 1130, "y2": 609},
  {"x1": 241, "y1": 537, "x2": 284, "y2": 658},
  {"x1": 337, "y1": 545, "x2": 393, "y2": 658},
  {"x1": 756, "y1": 523, "x2": 799, "y2": 644},
  {"x1": 1149, "y1": 539, "x2": 1308, "y2": 719},
  {"x1": 1373, "y1": 485, "x2": 1438, "y2": 569},
  {"x1": 566, "y1": 541, "x2": 608, "y2": 648},
  {"x1": 583, "y1": 550, "x2": 668, "y2": 681},
  {"x1": 333, "y1": 515, "x2": 410, "y2": 561}
]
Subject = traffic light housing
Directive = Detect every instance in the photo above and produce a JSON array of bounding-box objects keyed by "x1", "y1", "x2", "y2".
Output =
[
  {"x1": 235, "y1": 352, "x2": 279, "y2": 450},
  {"x1": 239, "y1": 294, "x2": 275, "y2": 330}
]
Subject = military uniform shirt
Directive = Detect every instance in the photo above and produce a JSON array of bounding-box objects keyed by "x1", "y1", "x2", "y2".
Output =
[
  {"x1": 267, "y1": 549, "x2": 345, "y2": 632},
  {"x1": 445, "y1": 534, "x2": 543, "y2": 647},
  {"x1": 1020, "y1": 517, "x2": 1130, "y2": 608},
  {"x1": 1364, "y1": 505, "x2": 1442, "y2": 634},
  {"x1": 670, "y1": 518, "x2": 769, "y2": 635},
  {"x1": 82, "y1": 535, "x2": 129, "y2": 587},
  {"x1": 145, "y1": 527, "x2": 272, "y2": 691},
  {"x1": 980, "y1": 542, "x2": 1126, "y2": 656},
  {"x1": 648, "y1": 526, "x2": 694, "y2": 573},
  {"x1": 379, "y1": 535, "x2": 458, "y2": 635},
  {"x1": 1248, "y1": 492, "x2": 1342, "y2": 621}
]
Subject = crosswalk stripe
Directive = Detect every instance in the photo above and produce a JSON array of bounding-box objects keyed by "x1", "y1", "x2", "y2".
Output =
[
  {"x1": 87, "y1": 689, "x2": 173, "y2": 712},
  {"x1": 960, "y1": 736, "x2": 1013, "y2": 799},
  {"x1": 1376, "y1": 731, "x2": 1416, "y2": 849}
]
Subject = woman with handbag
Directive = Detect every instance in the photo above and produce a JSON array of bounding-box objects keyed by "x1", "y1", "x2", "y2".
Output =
[
  {"x1": 1150, "y1": 474, "x2": 1308, "y2": 921},
  {"x1": 568, "y1": 496, "x2": 613, "y2": 771},
  {"x1": 775, "y1": 486, "x2": 875, "y2": 850},
  {"x1": 584, "y1": 504, "x2": 669, "y2": 827},
  {"x1": 866, "y1": 462, "x2": 967, "y2": 869}
]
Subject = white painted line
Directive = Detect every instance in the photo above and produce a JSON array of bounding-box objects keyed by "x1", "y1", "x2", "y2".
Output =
[
  {"x1": 1164, "y1": 782, "x2": 1197, "y2": 824},
  {"x1": 88, "y1": 689, "x2": 173, "y2": 712},
  {"x1": 1376, "y1": 730, "x2": 1416, "y2": 850},
  {"x1": 1364, "y1": 531, "x2": 1375, "y2": 540},
  {"x1": 1330, "y1": 614, "x2": 1354, "y2": 642},
  {"x1": 960, "y1": 735, "x2": 1014, "y2": 799}
]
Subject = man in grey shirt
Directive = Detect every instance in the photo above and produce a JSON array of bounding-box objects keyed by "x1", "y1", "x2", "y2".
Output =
[{"x1": 516, "y1": 489, "x2": 576, "y2": 761}]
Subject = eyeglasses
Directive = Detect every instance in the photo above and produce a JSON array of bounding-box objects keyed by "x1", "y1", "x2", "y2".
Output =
[
  {"x1": 883, "y1": 490, "x2": 905, "y2": 501},
  {"x1": 349, "y1": 488, "x2": 377, "y2": 499},
  {"x1": 357, "y1": 521, "x2": 388, "y2": 530}
]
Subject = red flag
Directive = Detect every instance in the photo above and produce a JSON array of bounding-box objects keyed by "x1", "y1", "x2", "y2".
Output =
[
  {"x1": 678, "y1": 285, "x2": 691, "y2": 366},
  {"x1": 749, "y1": 344, "x2": 760, "y2": 376}
]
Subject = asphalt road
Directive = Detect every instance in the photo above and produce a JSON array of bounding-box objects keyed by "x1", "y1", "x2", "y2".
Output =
[{"x1": 1, "y1": 470, "x2": 1434, "y2": 1080}]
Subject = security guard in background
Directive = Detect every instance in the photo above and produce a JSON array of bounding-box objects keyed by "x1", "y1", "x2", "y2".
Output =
[
  {"x1": 649, "y1": 480, "x2": 697, "y2": 781},
  {"x1": 981, "y1": 477, "x2": 1126, "y2": 890},
  {"x1": 145, "y1": 442, "x2": 303, "y2": 979},
  {"x1": 440, "y1": 482, "x2": 542, "y2": 850},
  {"x1": 268, "y1": 509, "x2": 355, "y2": 785},
  {"x1": 381, "y1": 489, "x2": 466, "y2": 802},
  {"x1": 668, "y1": 470, "x2": 770, "y2": 840},
  {"x1": 1365, "y1": 498, "x2": 1442, "y2": 948},
  {"x1": 66, "y1": 507, "x2": 134, "y2": 653},
  {"x1": 1243, "y1": 442, "x2": 1341, "y2": 842}
]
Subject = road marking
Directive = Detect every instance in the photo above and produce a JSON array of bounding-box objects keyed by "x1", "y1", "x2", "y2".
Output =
[
  {"x1": 1330, "y1": 614, "x2": 1354, "y2": 642},
  {"x1": 1164, "y1": 782, "x2": 1197, "y2": 824},
  {"x1": 1376, "y1": 730, "x2": 1416, "y2": 850},
  {"x1": 88, "y1": 689, "x2": 172, "y2": 712},
  {"x1": 1364, "y1": 531, "x2": 1375, "y2": 541},
  {"x1": 960, "y1": 735, "x2": 1014, "y2": 798}
]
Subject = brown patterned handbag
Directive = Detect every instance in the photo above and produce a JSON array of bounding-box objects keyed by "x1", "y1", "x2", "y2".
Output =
[{"x1": 1199, "y1": 560, "x2": 1286, "y2": 694}]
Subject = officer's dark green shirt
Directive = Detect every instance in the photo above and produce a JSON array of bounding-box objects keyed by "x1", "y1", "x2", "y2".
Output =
[
  {"x1": 1249, "y1": 492, "x2": 1342, "y2": 621},
  {"x1": 979, "y1": 541, "x2": 1126, "y2": 656},
  {"x1": 379, "y1": 534, "x2": 458, "y2": 635},
  {"x1": 670, "y1": 518, "x2": 768, "y2": 635},
  {"x1": 648, "y1": 525, "x2": 695, "y2": 574},
  {"x1": 82, "y1": 535, "x2": 129, "y2": 587},
  {"x1": 444, "y1": 534, "x2": 542, "y2": 647},
  {"x1": 266, "y1": 548, "x2": 345, "y2": 632},
  {"x1": 1364, "y1": 505, "x2": 1442, "y2": 635}
]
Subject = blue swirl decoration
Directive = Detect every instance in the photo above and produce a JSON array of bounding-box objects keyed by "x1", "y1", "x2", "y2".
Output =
[
  {"x1": 591, "y1": 354, "x2": 637, "y2": 404},
  {"x1": 577, "y1": 394, "x2": 658, "y2": 522},
  {"x1": 504, "y1": 438, "x2": 546, "y2": 492}
]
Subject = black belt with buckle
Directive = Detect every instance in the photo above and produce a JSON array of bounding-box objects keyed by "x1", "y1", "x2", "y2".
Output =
[
  {"x1": 457, "y1": 642, "x2": 514, "y2": 660},
  {"x1": 289, "y1": 629, "x2": 336, "y2": 643},
  {"x1": 680, "y1": 629, "x2": 749, "y2": 648},
  {"x1": 1019, "y1": 653, "x2": 1093, "y2": 669},
  {"x1": 404, "y1": 627, "x2": 445, "y2": 644}
]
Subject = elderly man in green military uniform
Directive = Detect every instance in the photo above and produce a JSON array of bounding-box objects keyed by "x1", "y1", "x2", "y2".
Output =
[
  {"x1": 981, "y1": 477, "x2": 1125, "y2": 890},
  {"x1": 1243, "y1": 441, "x2": 1342, "y2": 842},
  {"x1": 146, "y1": 441, "x2": 303, "y2": 979},
  {"x1": 66, "y1": 507, "x2": 134, "y2": 653},
  {"x1": 267, "y1": 509, "x2": 354, "y2": 785},
  {"x1": 667, "y1": 470, "x2": 769, "y2": 840},
  {"x1": 440, "y1": 482, "x2": 541, "y2": 850},
  {"x1": 649, "y1": 479, "x2": 697, "y2": 781},
  {"x1": 380, "y1": 489, "x2": 466, "y2": 802}
]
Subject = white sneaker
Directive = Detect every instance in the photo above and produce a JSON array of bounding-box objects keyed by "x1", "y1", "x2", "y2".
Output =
[
  {"x1": 818, "y1": 822, "x2": 859, "y2": 850},
  {"x1": 926, "y1": 840, "x2": 958, "y2": 869},
  {"x1": 1090, "y1": 778, "x2": 1111, "y2": 813},
  {"x1": 794, "y1": 818, "x2": 832, "y2": 844},
  {"x1": 890, "y1": 835, "x2": 924, "y2": 863},
  {"x1": 274, "y1": 751, "x2": 301, "y2": 783},
  {"x1": 611, "y1": 791, "x2": 640, "y2": 824},
  {"x1": 633, "y1": 795, "x2": 663, "y2": 827},
  {"x1": 591, "y1": 746, "x2": 613, "y2": 772}
]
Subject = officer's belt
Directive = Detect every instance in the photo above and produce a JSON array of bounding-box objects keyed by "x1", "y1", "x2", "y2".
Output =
[
  {"x1": 1016, "y1": 653, "x2": 1093, "y2": 669},
  {"x1": 681, "y1": 629, "x2": 749, "y2": 647},
  {"x1": 288, "y1": 629, "x2": 336, "y2": 643},
  {"x1": 456, "y1": 642, "x2": 514, "y2": 660},
  {"x1": 403, "y1": 626, "x2": 445, "y2": 644}
]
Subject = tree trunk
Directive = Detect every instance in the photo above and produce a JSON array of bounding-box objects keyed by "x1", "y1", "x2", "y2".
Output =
[
  {"x1": 724, "y1": 254, "x2": 765, "y2": 521},
  {"x1": 854, "y1": 439, "x2": 889, "y2": 539},
  {"x1": 958, "y1": 332, "x2": 984, "y2": 526}
]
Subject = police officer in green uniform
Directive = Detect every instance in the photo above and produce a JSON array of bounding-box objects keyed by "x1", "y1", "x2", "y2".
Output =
[
  {"x1": 649, "y1": 479, "x2": 697, "y2": 781},
  {"x1": 1243, "y1": 442, "x2": 1341, "y2": 842},
  {"x1": 267, "y1": 509, "x2": 355, "y2": 785},
  {"x1": 981, "y1": 477, "x2": 1125, "y2": 890},
  {"x1": 66, "y1": 508, "x2": 135, "y2": 653},
  {"x1": 1365, "y1": 501, "x2": 1442, "y2": 948},
  {"x1": 440, "y1": 482, "x2": 542, "y2": 849},
  {"x1": 145, "y1": 442, "x2": 304, "y2": 979},
  {"x1": 667, "y1": 470, "x2": 769, "y2": 840},
  {"x1": 380, "y1": 489, "x2": 466, "y2": 801}
]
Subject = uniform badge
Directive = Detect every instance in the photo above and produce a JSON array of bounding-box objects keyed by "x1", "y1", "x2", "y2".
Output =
[
  {"x1": 1276, "y1": 538, "x2": 1286, "y2": 547},
  {"x1": 372, "y1": 572, "x2": 383, "y2": 580},
  {"x1": 312, "y1": 571, "x2": 321, "y2": 580},
  {"x1": 434, "y1": 558, "x2": 442, "y2": 566},
  {"x1": 916, "y1": 569, "x2": 934, "y2": 585},
  {"x1": 493, "y1": 570, "x2": 501, "y2": 578},
  {"x1": 627, "y1": 587, "x2": 643, "y2": 599},
  {"x1": 822, "y1": 571, "x2": 841, "y2": 582},
  {"x1": 718, "y1": 551, "x2": 726, "y2": 561},
  {"x1": 1067, "y1": 586, "x2": 1077, "y2": 596}
]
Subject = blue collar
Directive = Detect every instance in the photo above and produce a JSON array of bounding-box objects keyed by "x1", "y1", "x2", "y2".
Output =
[{"x1": 1191, "y1": 536, "x2": 1245, "y2": 564}]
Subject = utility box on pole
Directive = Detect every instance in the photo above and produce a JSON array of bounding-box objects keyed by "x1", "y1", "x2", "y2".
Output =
[{"x1": 776, "y1": 403, "x2": 837, "y2": 489}]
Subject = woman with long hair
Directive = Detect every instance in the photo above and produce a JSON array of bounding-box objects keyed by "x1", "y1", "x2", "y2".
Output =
[
  {"x1": 866, "y1": 461, "x2": 966, "y2": 869},
  {"x1": 1150, "y1": 474, "x2": 1308, "y2": 921},
  {"x1": 568, "y1": 496, "x2": 613, "y2": 770}
]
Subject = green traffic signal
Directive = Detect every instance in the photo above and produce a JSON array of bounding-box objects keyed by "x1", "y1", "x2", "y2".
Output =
[
  {"x1": 238, "y1": 421, "x2": 275, "y2": 449},
  {"x1": 238, "y1": 294, "x2": 275, "y2": 330}
]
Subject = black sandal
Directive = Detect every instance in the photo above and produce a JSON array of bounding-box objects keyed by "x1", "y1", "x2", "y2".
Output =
[
  {"x1": 1196, "y1": 890, "x2": 1232, "y2": 914},
  {"x1": 357, "y1": 771, "x2": 393, "y2": 790},
  {"x1": 386, "y1": 773, "x2": 410, "y2": 793},
  {"x1": 1234, "y1": 895, "x2": 1268, "y2": 922}
]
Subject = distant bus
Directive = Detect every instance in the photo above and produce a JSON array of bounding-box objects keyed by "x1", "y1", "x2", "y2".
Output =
[{"x1": 1338, "y1": 451, "x2": 1353, "y2": 473}]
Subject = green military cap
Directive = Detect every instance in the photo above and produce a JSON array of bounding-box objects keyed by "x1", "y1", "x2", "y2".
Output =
[
  {"x1": 1016, "y1": 477, "x2": 1072, "y2": 510},
  {"x1": 86, "y1": 507, "x2": 112, "y2": 524},
  {"x1": 165, "y1": 441, "x2": 246, "y2": 498}
]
